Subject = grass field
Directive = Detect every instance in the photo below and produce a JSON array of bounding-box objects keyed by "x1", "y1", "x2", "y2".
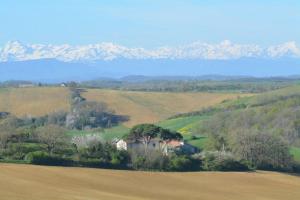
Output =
[
  {"x1": 0, "y1": 87, "x2": 70, "y2": 117},
  {"x1": 82, "y1": 89, "x2": 248, "y2": 126},
  {"x1": 158, "y1": 115, "x2": 205, "y2": 135},
  {"x1": 157, "y1": 115, "x2": 211, "y2": 149},
  {"x1": 290, "y1": 147, "x2": 300, "y2": 163},
  {"x1": 0, "y1": 163, "x2": 300, "y2": 200},
  {"x1": 67, "y1": 125, "x2": 130, "y2": 141}
]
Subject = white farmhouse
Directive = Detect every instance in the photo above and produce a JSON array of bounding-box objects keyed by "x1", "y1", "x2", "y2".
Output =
[
  {"x1": 116, "y1": 139, "x2": 128, "y2": 150},
  {"x1": 115, "y1": 138, "x2": 198, "y2": 155}
]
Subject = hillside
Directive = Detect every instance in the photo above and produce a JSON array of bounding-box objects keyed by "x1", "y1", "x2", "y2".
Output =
[
  {"x1": 82, "y1": 89, "x2": 247, "y2": 126},
  {"x1": 0, "y1": 164, "x2": 299, "y2": 200},
  {"x1": 0, "y1": 87, "x2": 247, "y2": 126},
  {"x1": 156, "y1": 85, "x2": 300, "y2": 162},
  {"x1": 2, "y1": 58, "x2": 300, "y2": 82},
  {"x1": 159, "y1": 85, "x2": 300, "y2": 134},
  {"x1": 0, "y1": 87, "x2": 70, "y2": 117}
]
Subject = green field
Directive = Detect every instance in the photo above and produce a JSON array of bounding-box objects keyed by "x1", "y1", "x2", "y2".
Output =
[
  {"x1": 187, "y1": 136, "x2": 209, "y2": 150},
  {"x1": 157, "y1": 115, "x2": 210, "y2": 149},
  {"x1": 158, "y1": 115, "x2": 205, "y2": 135},
  {"x1": 290, "y1": 147, "x2": 300, "y2": 163}
]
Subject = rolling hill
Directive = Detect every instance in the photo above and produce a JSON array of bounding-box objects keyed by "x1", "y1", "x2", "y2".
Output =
[
  {"x1": 0, "y1": 163, "x2": 300, "y2": 200},
  {"x1": 1, "y1": 58, "x2": 300, "y2": 82},
  {"x1": 156, "y1": 85, "x2": 300, "y2": 161},
  {"x1": 0, "y1": 87, "x2": 247, "y2": 126},
  {"x1": 0, "y1": 87, "x2": 70, "y2": 117},
  {"x1": 82, "y1": 89, "x2": 248, "y2": 126}
]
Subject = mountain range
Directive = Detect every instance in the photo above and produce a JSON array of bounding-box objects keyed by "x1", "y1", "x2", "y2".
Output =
[
  {"x1": 1, "y1": 58, "x2": 300, "y2": 82},
  {"x1": 0, "y1": 41, "x2": 300, "y2": 82},
  {"x1": 1, "y1": 40, "x2": 300, "y2": 62}
]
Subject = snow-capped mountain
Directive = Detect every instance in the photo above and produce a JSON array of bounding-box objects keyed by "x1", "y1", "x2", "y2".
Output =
[
  {"x1": 1, "y1": 40, "x2": 300, "y2": 82},
  {"x1": 0, "y1": 40, "x2": 299, "y2": 62}
]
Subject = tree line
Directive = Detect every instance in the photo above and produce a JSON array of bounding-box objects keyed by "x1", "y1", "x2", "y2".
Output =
[{"x1": 195, "y1": 87, "x2": 300, "y2": 172}]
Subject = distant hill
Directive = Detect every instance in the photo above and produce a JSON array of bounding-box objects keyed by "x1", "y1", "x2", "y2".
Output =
[
  {"x1": 0, "y1": 87, "x2": 70, "y2": 117},
  {"x1": 1, "y1": 58, "x2": 300, "y2": 82},
  {"x1": 82, "y1": 89, "x2": 247, "y2": 126},
  {"x1": 0, "y1": 87, "x2": 247, "y2": 126}
]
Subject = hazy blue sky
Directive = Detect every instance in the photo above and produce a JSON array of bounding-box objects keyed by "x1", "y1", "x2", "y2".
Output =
[{"x1": 0, "y1": 0, "x2": 299, "y2": 47}]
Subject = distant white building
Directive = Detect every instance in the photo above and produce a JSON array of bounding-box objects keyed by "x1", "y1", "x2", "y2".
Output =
[
  {"x1": 115, "y1": 138, "x2": 164, "y2": 151},
  {"x1": 19, "y1": 84, "x2": 35, "y2": 88},
  {"x1": 116, "y1": 139, "x2": 128, "y2": 151},
  {"x1": 115, "y1": 138, "x2": 197, "y2": 155}
]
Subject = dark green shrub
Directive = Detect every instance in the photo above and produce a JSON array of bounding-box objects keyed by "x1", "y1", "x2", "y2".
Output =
[
  {"x1": 168, "y1": 155, "x2": 200, "y2": 171},
  {"x1": 292, "y1": 163, "x2": 300, "y2": 173},
  {"x1": 215, "y1": 159, "x2": 250, "y2": 171},
  {"x1": 77, "y1": 158, "x2": 110, "y2": 168},
  {"x1": 202, "y1": 152, "x2": 250, "y2": 171},
  {"x1": 130, "y1": 149, "x2": 170, "y2": 171},
  {"x1": 4, "y1": 143, "x2": 47, "y2": 160},
  {"x1": 111, "y1": 150, "x2": 130, "y2": 167},
  {"x1": 25, "y1": 151, "x2": 73, "y2": 166},
  {"x1": 132, "y1": 156, "x2": 147, "y2": 169}
]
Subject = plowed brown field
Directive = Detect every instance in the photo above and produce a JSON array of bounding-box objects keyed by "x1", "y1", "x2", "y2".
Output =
[{"x1": 0, "y1": 164, "x2": 299, "y2": 200}]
